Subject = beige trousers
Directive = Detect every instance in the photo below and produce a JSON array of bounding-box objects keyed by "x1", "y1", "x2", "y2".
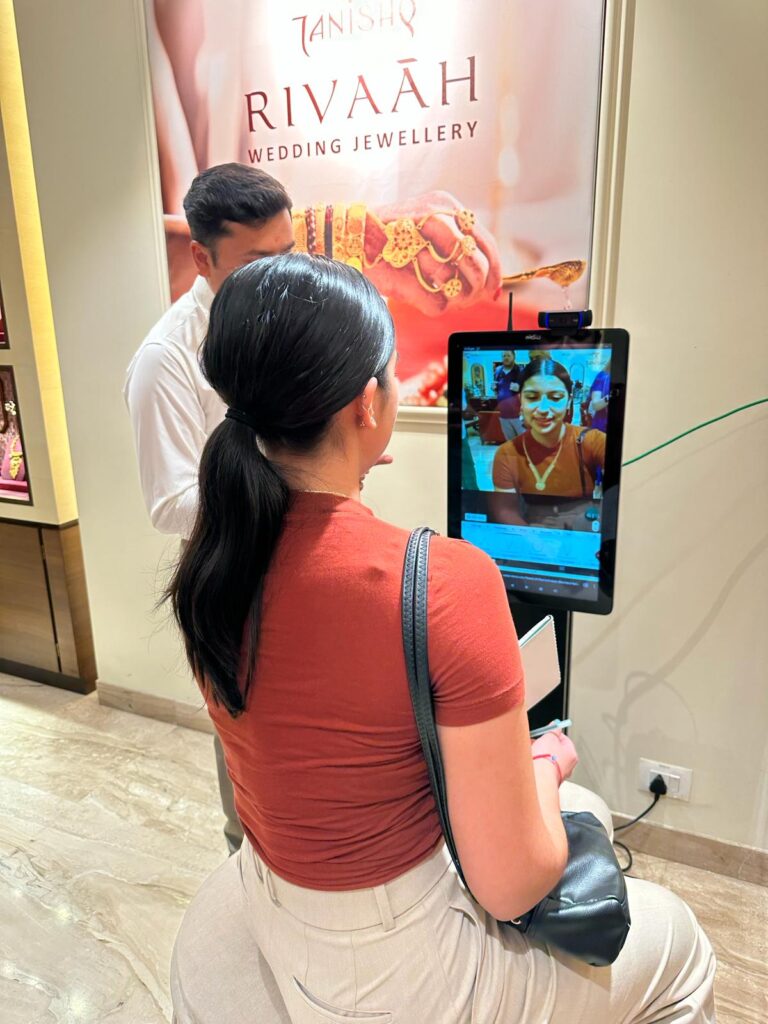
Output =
[{"x1": 171, "y1": 783, "x2": 715, "y2": 1023}]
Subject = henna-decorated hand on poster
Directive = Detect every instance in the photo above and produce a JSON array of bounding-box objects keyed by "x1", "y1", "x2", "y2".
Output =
[
  {"x1": 362, "y1": 191, "x2": 502, "y2": 317},
  {"x1": 161, "y1": 190, "x2": 502, "y2": 315}
]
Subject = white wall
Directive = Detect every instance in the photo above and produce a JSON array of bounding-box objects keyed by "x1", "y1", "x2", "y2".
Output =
[
  {"x1": 13, "y1": 0, "x2": 768, "y2": 847},
  {"x1": 569, "y1": 0, "x2": 768, "y2": 848}
]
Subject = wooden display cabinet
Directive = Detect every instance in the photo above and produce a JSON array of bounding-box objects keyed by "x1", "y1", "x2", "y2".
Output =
[{"x1": 0, "y1": 519, "x2": 96, "y2": 692}]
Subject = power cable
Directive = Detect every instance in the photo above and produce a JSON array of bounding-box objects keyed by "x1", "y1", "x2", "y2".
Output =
[{"x1": 622, "y1": 398, "x2": 768, "y2": 468}]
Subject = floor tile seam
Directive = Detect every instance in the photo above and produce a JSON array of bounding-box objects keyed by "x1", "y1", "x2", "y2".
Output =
[
  {"x1": 0, "y1": 720, "x2": 154, "y2": 757},
  {"x1": 631, "y1": 850, "x2": 768, "y2": 892},
  {"x1": 26, "y1": 821, "x2": 218, "y2": 883}
]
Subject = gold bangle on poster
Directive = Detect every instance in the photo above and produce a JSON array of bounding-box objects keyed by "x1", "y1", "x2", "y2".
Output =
[
  {"x1": 362, "y1": 210, "x2": 386, "y2": 268},
  {"x1": 305, "y1": 207, "x2": 317, "y2": 253},
  {"x1": 344, "y1": 202, "x2": 366, "y2": 270},
  {"x1": 292, "y1": 210, "x2": 308, "y2": 253},
  {"x1": 313, "y1": 203, "x2": 326, "y2": 255},
  {"x1": 332, "y1": 203, "x2": 347, "y2": 260}
]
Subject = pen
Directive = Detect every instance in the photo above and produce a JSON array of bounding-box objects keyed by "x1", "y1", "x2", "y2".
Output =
[{"x1": 529, "y1": 718, "x2": 572, "y2": 738}]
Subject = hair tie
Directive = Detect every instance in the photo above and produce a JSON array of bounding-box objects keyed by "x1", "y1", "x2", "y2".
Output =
[{"x1": 225, "y1": 407, "x2": 262, "y2": 433}]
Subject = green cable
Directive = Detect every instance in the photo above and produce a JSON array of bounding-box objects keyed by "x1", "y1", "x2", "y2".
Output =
[{"x1": 622, "y1": 397, "x2": 768, "y2": 468}]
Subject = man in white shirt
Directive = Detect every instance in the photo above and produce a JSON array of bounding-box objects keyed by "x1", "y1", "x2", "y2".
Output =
[
  {"x1": 125, "y1": 163, "x2": 295, "y2": 851},
  {"x1": 126, "y1": 164, "x2": 294, "y2": 537}
]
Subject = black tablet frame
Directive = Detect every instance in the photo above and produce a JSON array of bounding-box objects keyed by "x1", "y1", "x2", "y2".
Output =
[{"x1": 447, "y1": 327, "x2": 629, "y2": 615}]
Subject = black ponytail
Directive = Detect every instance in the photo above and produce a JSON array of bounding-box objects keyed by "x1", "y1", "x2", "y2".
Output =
[{"x1": 165, "y1": 253, "x2": 394, "y2": 715}]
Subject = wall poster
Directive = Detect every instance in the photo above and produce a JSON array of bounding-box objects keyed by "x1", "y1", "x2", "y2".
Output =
[
  {"x1": 0, "y1": 366, "x2": 30, "y2": 503},
  {"x1": 146, "y1": 1, "x2": 605, "y2": 405}
]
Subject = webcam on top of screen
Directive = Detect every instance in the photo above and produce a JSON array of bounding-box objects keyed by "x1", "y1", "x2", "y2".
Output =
[{"x1": 537, "y1": 310, "x2": 593, "y2": 330}]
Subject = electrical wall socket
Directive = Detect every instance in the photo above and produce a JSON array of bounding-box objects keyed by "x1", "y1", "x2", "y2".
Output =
[{"x1": 637, "y1": 758, "x2": 693, "y2": 801}]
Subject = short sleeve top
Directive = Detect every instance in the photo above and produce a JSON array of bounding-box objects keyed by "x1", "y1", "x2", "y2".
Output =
[{"x1": 207, "y1": 493, "x2": 524, "y2": 890}]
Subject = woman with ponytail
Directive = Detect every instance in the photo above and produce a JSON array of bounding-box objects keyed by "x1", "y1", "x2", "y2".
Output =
[
  {"x1": 169, "y1": 254, "x2": 714, "y2": 1024},
  {"x1": 168, "y1": 251, "x2": 395, "y2": 718}
]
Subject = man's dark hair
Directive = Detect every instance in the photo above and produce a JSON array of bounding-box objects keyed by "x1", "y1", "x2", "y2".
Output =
[{"x1": 183, "y1": 163, "x2": 292, "y2": 250}]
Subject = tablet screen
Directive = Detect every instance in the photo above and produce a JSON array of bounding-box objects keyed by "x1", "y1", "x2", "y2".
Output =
[{"x1": 447, "y1": 328, "x2": 629, "y2": 614}]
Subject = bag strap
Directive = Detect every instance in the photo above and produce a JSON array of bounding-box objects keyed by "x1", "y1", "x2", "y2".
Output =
[
  {"x1": 401, "y1": 528, "x2": 469, "y2": 888},
  {"x1": 576, "y1": 427, "x2": 590, "y2": 498}
]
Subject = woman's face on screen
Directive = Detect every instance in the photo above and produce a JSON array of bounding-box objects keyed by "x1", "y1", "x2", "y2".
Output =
[{"x1": 520, "y1": 374, "x2": 570, "y2": 438}]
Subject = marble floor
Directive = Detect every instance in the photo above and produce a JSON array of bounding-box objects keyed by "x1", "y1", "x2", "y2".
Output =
[{"x1": 1, "y1": 674, "x2": 765, "y2": 1023}]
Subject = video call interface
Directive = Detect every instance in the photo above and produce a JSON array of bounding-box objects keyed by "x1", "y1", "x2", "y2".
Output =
[{"x1": 459, "y1": 343, "x2": 613, "y2": 603}]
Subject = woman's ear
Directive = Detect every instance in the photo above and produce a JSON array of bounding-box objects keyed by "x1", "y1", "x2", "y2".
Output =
[{"x1": 357, "y1": 377, "x2": 379, "y2": 428}]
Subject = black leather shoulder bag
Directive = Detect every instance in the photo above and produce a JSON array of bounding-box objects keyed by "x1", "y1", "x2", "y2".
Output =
[{"x1": 401, "y1": 526, "x2": 631, "y2": 967}]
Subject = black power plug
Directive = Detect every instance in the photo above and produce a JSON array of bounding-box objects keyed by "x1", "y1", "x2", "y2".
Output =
[
  {"x1": 649, "y1": 773, "x2": 668, "y2": 797},
  {"x1": 614, "y1": 772, "x2": 668, "y2": 870}
]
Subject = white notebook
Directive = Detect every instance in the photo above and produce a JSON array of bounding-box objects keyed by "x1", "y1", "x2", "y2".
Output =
[{"x1": 519, "y1": 615, "x2": 561, "y2": 710}]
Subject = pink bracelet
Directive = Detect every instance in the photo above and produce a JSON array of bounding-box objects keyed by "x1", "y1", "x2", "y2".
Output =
[{"x1": 532, "y1": 753, "x2": 563, "y2": 785}]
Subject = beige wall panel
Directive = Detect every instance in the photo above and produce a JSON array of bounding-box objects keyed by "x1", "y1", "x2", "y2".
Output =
[
  {"x1": 570, "y1": 0, "x2": 768, "y2": 848},
  {"x1": 0, "y1": 521, "x2": 58, "y2": 670},
  {"x1": 40, "y1": 524, "x2": 97, "y2": 684}
]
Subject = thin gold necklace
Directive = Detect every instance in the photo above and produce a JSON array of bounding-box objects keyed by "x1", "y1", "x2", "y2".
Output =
[
  {"x1": 298, "y1": 488, "x2": 354, "y2": 500},
  {"x1": 522, "y1": 426, "x2": 566, "y2": 492}
]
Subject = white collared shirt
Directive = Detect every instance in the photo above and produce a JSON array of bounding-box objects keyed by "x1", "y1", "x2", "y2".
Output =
[{"x1": 124, "y1": 276, "x2": 223, "y2": 538}]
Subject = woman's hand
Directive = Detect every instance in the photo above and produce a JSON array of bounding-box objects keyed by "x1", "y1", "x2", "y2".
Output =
[{"x1": 531, "y1": 729, "x2": 578, "y2": 782}]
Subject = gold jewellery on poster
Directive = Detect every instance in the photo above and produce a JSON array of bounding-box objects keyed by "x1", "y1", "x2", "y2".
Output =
[
  {"x1": 365, "y1": 208, "x2": 477, "y2": 299},
  {"x1": 293, "y1": 203, "x2": 367, "y2": 270},
  {"x1": 291, "y1": 204, "x2": 587, "y2": 300},
  {"x1": 292, "y1": 204, "x2": 479, "y2": 300}
]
